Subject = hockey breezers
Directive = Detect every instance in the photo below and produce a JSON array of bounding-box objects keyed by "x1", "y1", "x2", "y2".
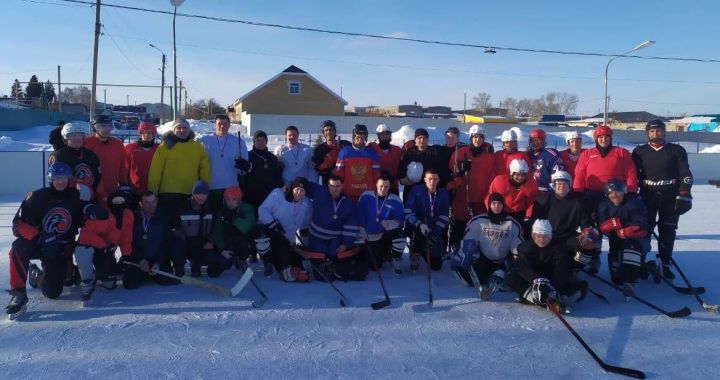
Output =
[
  {"x1": 546, "y1": 299, "x2": 646, "y2": 379},
  {"x1": 365, "y1": 243, "x2": 391, "y2": 310},
  {"x1": 294, "y1": 232, "x2": 348, "y2": 307},
  {"x1": 651, "y1": 231, "x2": 718, "y2": 312},
  {"x1": 581, "y1": 269, "x2": 691, "y2": 318}
]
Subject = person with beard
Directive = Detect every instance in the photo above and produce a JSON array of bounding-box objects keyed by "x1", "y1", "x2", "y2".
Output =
[
  {"x1": 493, "y1": 129, "x2": 531, "y2": 177},
  {"x1": 505, "y1": 219, "x2": 587, "y2": 308},
  {"x1": 6, "y1": 163, "x2": 107, "y2": 318},
  {"x1": 632, "y1": 120, "x2": 693, "y2": 280},
  {"x1": 487, "y1": 159, "x2": 540, "y2": 224},
  {"x1": 202, "y1": 187, "x2": 256, "y2": 278},
  {"x1": 573, "y1": 125, "x2": 637, "y2": 272},
  {"x1": 398, "y1": 128, "x2": 445, "y2": 200},
  {"x1": 451, "y1": 193, "x2": 523, "y2": 300},
  {"x1": 527, "y1": 128, "x2": 564, "y2": 192},
  {"x1": 405, "y1": 169, "x2": 451, "y2": 271},
  {"x1": 245, "y1": 130, "x2": 284, "y2": 214},
  {"x1": 123, "y1": 121, "x2": 159, "y2": 204},
  {"x1": 333, "y1": 124, "x2": 380, "y2": 201},
  {"x1": 560, "y1": 131, "x2": 585, "y2": 179},
  {"x1": 84, "y1": 115, "x2": 128, "y2": 207},
  {"x1": 174, "y1": 181, "x2": 214, "y2": 277},
  {"x1": 312, "y1": 120, "x2": 351, "y2": 185},
  {"x1": 148, "y1": 118, "x2": 210, "y2": 220},
  {"x1": 48, "y1": 122, "x2": 102, "y2": 203},
  {"x1": 368, "y1": 124, "x2": 402, "y2": 195},
  {"x1": 255, "y1": 177, "x2": 313, "y2": 282},
  {"x1": 73, "y1": 189, "x2": 134, "y2": 302}
]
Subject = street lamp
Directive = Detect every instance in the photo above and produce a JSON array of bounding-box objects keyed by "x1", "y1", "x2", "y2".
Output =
[
  {"x1": 170, "y1": 0, "x2": 185, "y2": 120},
  {"x1": 149, "y1": 43, "x2": 167, "y2": 123},
  {"x1": 604, "y1": 40, "x2": 655, "y2": 125}
]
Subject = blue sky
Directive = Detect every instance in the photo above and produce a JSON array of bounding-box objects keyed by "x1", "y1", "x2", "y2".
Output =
[{"x1": 3, "y1": 0, "x2": 720, "y2": 116}]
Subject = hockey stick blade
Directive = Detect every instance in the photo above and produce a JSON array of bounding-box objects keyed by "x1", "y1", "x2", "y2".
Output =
[
  {"x1": 547, "y1": 300, "x2": 646, "y2": 379},
  {"x1": 661, "y1": 277, "x2": 705, "y2": 295},
  {"x1": 371, "y1": 298, "x2": 390, "y2": 310},
  {"x1": 231, "y1": 268, "x2": 254, "y2": 297},
  {"x1": 587, "y1": 287, "x2": 610, "y2": 304}
]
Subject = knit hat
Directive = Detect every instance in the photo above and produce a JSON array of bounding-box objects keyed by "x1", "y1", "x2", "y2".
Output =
[
  {"x1": 445, "y1": 127, "x2": 460, "y2": 136},
  {"x1": 192, "y1": 180, "x2": 210, "y2": 195},
  {"x1": 172, "y1": 118, "x2": 190, "y2": 129},
  {"x1": 488, "y1": 192, "x2": 504, "y2": 206},
  {"x1": 253, "y1": 130, "x2": 268, "y2": 140},
  {"x1": 532, "y1": 219, "x2": 553, "y2": 235},
  {"x1": 415, "y1": 128, "x2": 429, "y2": 138},
  {"x1": 223, "y1": 186, "x2": 242, "y2": 200}
]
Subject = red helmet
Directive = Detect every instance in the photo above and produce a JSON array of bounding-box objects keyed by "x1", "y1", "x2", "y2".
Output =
[
  {"x1": 138, "y1": 121, "x2": 157, "y2": 134},
  {"x1": 224, "y1": 186, "x2": 243, "y2": 200},
  {"x1": 593, "y1": 125, "x2": 613, "y2": 140},
  {"x1": 529, "y1": 128, "x2": 546, "y2": 140}
]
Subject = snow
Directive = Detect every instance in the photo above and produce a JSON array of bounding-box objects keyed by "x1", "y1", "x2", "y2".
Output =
[
  {"x1": 700, "y1": 144, "x2": 720, "y2": 153},
  {"x1": 0, "y1": 186, "x2": 718, "y2": 378}
]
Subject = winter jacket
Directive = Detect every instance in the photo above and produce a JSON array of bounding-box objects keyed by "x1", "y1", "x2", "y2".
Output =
[
  {"x1": 459, "y1": 213, "x2": 523, "y2": 262},
  {"x1": 78, "y1": 209, "x2": 134, "y2": 256},
  {"x1": 148, "y1": 130, "x2": 210, "y2": 195},
  {"x1": 245, "y1": 147, "x2": 284, "y2": 210},
  {"x1": 559, "y1": 149, "x2": 584, "y2": 179},
  {"x1": 368, "y1": 142, "x2": 402, "y2": 192},
  {"x1": 124, "y1": 142, "x2": 158, "y2": 195},
  {"x1": 210, "y1": 203, "x2": 256, "y2": 251},
  {"x1": 258, "y1": 188, "x2": 312, "y2": 242},
  {"x1": 85, "y1": 135, "x2": 127, "y2": 205}
]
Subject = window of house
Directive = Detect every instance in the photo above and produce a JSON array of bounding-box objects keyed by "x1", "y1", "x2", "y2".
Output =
[{"x1": 288, "y1": 81, "x2": 302, "y2": 95}]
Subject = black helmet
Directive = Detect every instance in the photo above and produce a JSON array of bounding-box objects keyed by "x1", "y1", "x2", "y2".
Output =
[
  {"x1": 605, "y1": 178, "x2": 627, "y2": 195},
  {"x1": 90, "y1": 115, "x2": 112, "y2": 128},
  {"x1": 321, "y1": 120, "x2": 336, "y2": 131},
  {"x1": 645, "y1": 119, "x2": 666, "y2": 131},
  {"x1": 352, "y1": 124, "x2": 368, "y2": 137}
]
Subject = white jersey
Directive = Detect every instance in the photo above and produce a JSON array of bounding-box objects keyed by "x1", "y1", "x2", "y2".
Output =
[
  {"x1": 274, "y1": 143, "x2": 318, "y2": 184},
  {"x1": 197, "y1": 133, "x2": 249, "y2": 190},
  {"x1": 459, "y1": 214, "x2": 523, "y2": 262},
  {"x1": 258, "y1": 188, "x2": 312, "y2": 242}
]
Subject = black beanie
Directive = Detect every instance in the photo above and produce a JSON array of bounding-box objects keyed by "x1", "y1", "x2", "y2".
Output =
[
  {"x1": 488, "y1": 192, "x2": 504, "y2": 206},
  {"x1": 415, "y1": 128, "x2": 429, "y2": 138},
  {"x1": 254, "y1": 130, "x2": 268, "y2": 140}
]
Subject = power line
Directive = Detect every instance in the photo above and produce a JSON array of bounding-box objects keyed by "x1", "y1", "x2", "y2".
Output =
[{"x1": 55, "y1": 0, "x2": 720, "y2": 64}]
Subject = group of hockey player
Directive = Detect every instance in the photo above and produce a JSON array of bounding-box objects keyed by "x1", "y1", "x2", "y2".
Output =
[{"x1": 6, "y1": 115, "x2": 693, "y2": 319}]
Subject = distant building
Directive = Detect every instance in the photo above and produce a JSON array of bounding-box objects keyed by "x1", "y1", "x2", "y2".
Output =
[
  {"x1": 591, "y1": 111, "x2": 664, "y2": 129},
  {"x1": 228, "y1": 65, "x2": 346, "y2": 121}
]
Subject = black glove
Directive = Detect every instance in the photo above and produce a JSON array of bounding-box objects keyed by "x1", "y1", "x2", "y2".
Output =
[
  {"x1": 675, "y1": 194, "x2": 692, "y2": 215},
  {"x1": 235, "y1": 157, "x2": 251, "y2": 172},
  {"x1": 455, "y1": 159, "x2": 471, "y2": 176},
  {"x1": 36, "y1": 232, "x2": 64, "y2": 257},
  {"x1": 266, "y1": 220, "x2": 285, "y2": 236},
  {"x1": 83, "y1": 203, "x2": 108, "y2": 220}
]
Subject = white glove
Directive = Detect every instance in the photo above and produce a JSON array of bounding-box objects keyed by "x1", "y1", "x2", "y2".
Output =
[
  {"x1": 76, "y1": 183, "x2": 92, "y2": 201},
  {"x1": 357, "y1": 227, "x2": 368, "y2": 243},
  {"x1": 418, "y1": 223, "x2": 430, "y2": 237},
  {"x1": 380, "y1": 219, "x2": 400, "y2": 231}
]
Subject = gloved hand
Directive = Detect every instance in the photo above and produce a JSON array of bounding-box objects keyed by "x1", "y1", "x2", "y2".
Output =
[
  {"x1": 599, "y1": 217, "x2": 622, "y2": 234},
  {"x1": 380, "y1": 219, "x2": 400, "y2": 231},
  {"x1": 455, "y1": 159, "x2": 471, "y2": 176},
  {"x1": 36, "y1": 232, "x2": 61, "y2": 257},
  {"x1": 450, "y1": 240, "x2": 478, "y2": 270},
  {"x1": 676, "y1": 194, "x2": 692, "y2": 215},
  {"x1": 83, "y1": 203, "x2": 108, "y2": 220},
  {"x1": 418, "y1": 223, "x2": 430, "y2": 237},
  {"x1": 356, "y1": 227, "x2": 368, "y2": 243},
  {"x1": 235, "y1": 157, "x2": 251, "y2": 172},
  {"x1": 76, "y1": 183, "x2": 92, "y2": 201},
  {"x1": 574, "y1": 251, "x2": 593, "y2": 265},
  {"x1": 577, "y1": 227, "x2": 600, "y2": 250},
  {"x1": 618, "y1": 225, "x2": 645, "y2": 239},
  {"x1": 266, "y1": 220, "x2": 285, "y2": 236}
]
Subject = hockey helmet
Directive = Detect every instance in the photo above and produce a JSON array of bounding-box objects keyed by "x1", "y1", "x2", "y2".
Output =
[
  {"x1": 532, "y1": 219, "x2": 553, "y2": 235},
  {"x1": 565, "y1": 131, "x2": 582, "y2": 144},
  {"x1": 605, "y1": 178, "x2": 626, "y2": 195},
  {"x1": 501, "y1": 130, "x2": 518, "y2": 142},
  {"x1": 47, "y1": 162, "x2": 73, "y2": 183},
  {"x1": 90, "y1": 115, "x2": 112, "y2": 130},
  {"x1": 529, "y1": 128, "x2": 546, "y2": 140},
  {"x1": 406, "y1": 161, "x2": 424, "y2": 183},
  {"x1": 645, "y1": 119, "x2": 666, "y2": 131},
  {"x1": 509, "y1": 159, "x2": 529, "y2": 175},
  {"x1": 593, "y1": 125, "x2": 613, "y2": 140},
  {"x1": 376, "y1": 124, "x2": 391, "y2": 134},
  {"x1": 321, "y1": 119, "x2": 336, "y2": 132},
  {"x1": 468, "y1": 124, "x2": 486, "y2": 137},
  {"x1": 352, "y1": 124, "x2": 369, "y2": 137},
  {"x1": 551, "y1": 170, "x2": 572, "y2": 184},
  {"x1": 61, "y1": 122, "x2": 90, "y2": 139},
  {"x1": 138, "y1": 121, "x2": 157, "y2": 134}
]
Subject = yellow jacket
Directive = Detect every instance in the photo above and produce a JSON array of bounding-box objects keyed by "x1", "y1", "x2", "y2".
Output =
[{"x1": 148, "y1": 131, "x2": 210, "y2": 195}]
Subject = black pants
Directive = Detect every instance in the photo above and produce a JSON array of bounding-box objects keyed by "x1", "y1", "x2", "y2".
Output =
[
  {"x1": 158, "y1": 192, "x2": 189, "y2": 224},
  {"x1": 607, "y1": 236, "x2": 645, "y2": 284},
  {"x1": 10, "y1": 238, "x2": 68, "y2": 299},
  {"x1": 363, "y1": 228, "x2": 406, "y2": 269},
  {"x1": 410, "y1": 228, "x2": 446, "y2": 271},
  {"x1": 641, "y1": 190, "x2": 679, "y2": 263},
  {"x1": 448, "y1": 220, "x2": 467, "y2": 254},
  {"x1": 264, "y1": 230, "x2": 301, "y2": 272}
]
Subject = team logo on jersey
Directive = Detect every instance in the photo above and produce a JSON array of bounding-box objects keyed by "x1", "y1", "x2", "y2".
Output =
[
  {"x1": 683, "y1": 176, "x2": 693, "y2": 185},
  {"x1": 74, "y1": 163, "x2": 93, "y2": 182},
  {"x1": 42, "y1": 207, "x2": 72, "y2": 234},
  {"x1": 350, "y1": 164, "x2": 368, "y2": 180}
]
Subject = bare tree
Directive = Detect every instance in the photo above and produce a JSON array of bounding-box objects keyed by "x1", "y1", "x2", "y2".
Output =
[
  {"x1": 516, "y1": 98, "x2": 532, "y2": 117},
  {"x1": 558, "y1": 92, "x2": 579, "y2": 114},
  {"x1": 471, "y1": 92, "x2": 492, "y2": 112},
  {"x1": 501, "y1": 97, "x2": 518, "y2": 116},
  {"x1": 60, "y1": 85, "x2": 92, "y2": 106}
]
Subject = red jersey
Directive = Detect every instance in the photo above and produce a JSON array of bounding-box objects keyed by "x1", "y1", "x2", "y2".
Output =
[
  {"x1": 124, "y1": 142, "x2": 158, "y2": 194},
  {"x1": 487, "y1": 175, "x2": 540, "y2": 219},
  {"x1": 573, "y1": 146, "x2": 637, "y2": 193},
  {"x1": 368, "y1": 142, "x2": 402, "y2": 192},
  {"x1": 85, "y1": 136, "x2": 126, "y2": 204},
  {"x1": 560, "y1": 149, "x2": 584, "y2": 179},
  {"x1": 493, "y1": 150, "x2": 531, "y2": 177}
]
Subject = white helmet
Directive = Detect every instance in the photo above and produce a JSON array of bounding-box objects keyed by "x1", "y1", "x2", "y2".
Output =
[
  {"x1": 406, "y1": 161, "x2": 424, "y2": 183},
  {"x1": 501, "y1": 130, "x2": 518, "y2": 142},
  {"x1": 376, "y1": 124, "x2": 391, "y2": 134},
  {"x1": 565, "y1": 131, "x2": 582, "y2": 144},
  {"x1": 468, "y1": 124, "x2": 486, "y2": 137},
  {"x1": 509, "y1": 159, "x2": 529, "y2": 175},
  {"x1": 551, "y1": 170, "x2": 572, "y2": 184},
  {"x1": 61, "y1": 122, "x2": 90, "y2": 139}
]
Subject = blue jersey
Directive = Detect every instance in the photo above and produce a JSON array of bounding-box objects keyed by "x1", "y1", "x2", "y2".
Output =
[
  {"x1": 529, "y1": 147, "x2": 563, "y2": 191},
  {"x1": 357, "y1": 191, "x2": 404, "y2": 237},
  {"x1": 404, "y1": 186, "x2": 451, "y2": 239},
  {"x1": 308, "y1": 183, "x2": 357, "y2": 254}
]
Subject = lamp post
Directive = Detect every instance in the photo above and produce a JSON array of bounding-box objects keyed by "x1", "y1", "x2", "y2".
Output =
[
  {"x1": 149, "y1": 43, "x2": 167, "y2": 123},
  {"x1": 170, "y1": 0, "x2": 185, "y2": 120},
  {"x1": 604, "y1": 40, "x2": 655, "y2": 125}
]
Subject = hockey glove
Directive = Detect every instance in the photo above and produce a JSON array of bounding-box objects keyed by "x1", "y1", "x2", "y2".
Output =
[
  {"x1": 455, "y1": 159, "x2": 471, "y2": 177},
  {"x1": 617, "y1": 225, "x2": 645, "y2": 239},
  {"x1": 266, "y1": 220, "x2": 285, "y2": 236},
  {"x1": 451, "y1": 240, "x2": 478, "y2": 270},
  {"x1": 573, "y1": 251, "x2": 593, "y2": 265},
  {"x1": 36, "y1": 232, "x2": 63, "y2": 258},
  {"x1": 577, "y1": 227, "x2": 600, "y2": 250},
  {"x1": 675, "y1": 194, "x2": 692, "y2": 215},
  {"x1": 418, "y1": 223, "x2": 430, "y2": 237},
  {"x1": 599, "y1": 217, "x2": 622, "y2": 234},
  {"x1": 235, "y1": 157, "x2": 252, "y2": 172},
  {"x1": 76, "y1": 183, "x2": 92, "y2": 201},
  {"x1": 83, "y1": 203, "x2": 108, "y2": 220}
]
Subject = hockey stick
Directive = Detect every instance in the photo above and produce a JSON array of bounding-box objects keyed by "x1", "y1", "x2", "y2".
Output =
[
  {"x1": 294, "y1": 232, "x2": 349, "y2": 307},
  {"x1": 424, "y1": 237, "x2": 434, "y2": 308},
  {"x1": 649, "y1": 231, "x2": 705, "y2": 294},
  {"x1": 123, "y1": 261, "x2": 235, "y2": 297},
  {"x1": 587, "y1": 287, "x2": 610, "y2": 304},
  {"x1": 651, "y1": 232, "x2": 717, "y2": 312},
  {"x1": 249, "y1": 278, "x2": 268, "y2": 308},
  {"x1": 365, "y1": 242, "x2": 391, "y2": 310},
  {"x1": 581, "y1": 269, "x2": 691, "y2": 318},
  {"x1": 546, "y1": 299, "x2": 646, "y2": 379}
]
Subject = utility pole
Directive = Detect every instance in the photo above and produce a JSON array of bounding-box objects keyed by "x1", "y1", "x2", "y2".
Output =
[
  {"x1": 90, "y1": 0, "x2": 101, "y2": 120},
  {"x1": 179, "y1": 79, "x2": 183, "y2": 116},
  {"x1": 57, "y1": 65, "x2": 62, "y2": 112},
  {"x1": 160, "y1": 54, "x2": 166, "y2": 122},
  {"x1": 103, "y1": 89, "x2": 106, "y2": 109},
  {"x1": 184, "y1": 87, "x2": 188, "y2": 117}
]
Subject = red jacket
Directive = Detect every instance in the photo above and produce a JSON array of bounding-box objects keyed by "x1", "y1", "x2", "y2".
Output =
[
  {"x1": 493, "y1": 150, "x2": 531, "y2": 177},
  {"x1": 573, "y1": 146, "x2": 637, "y2": 193},
  {"x1": 449, "y1": 146, "x2": 495, "y2": 203},
  {"x1": 560, "y1": 149, "x2": 584, "y2": 179},
  {"x1": 487, "y1": 175, "x2": 539, "y2": 219},
  {"x1": 85, "y1": 136, "x2": 127, "y2": 204},
  {"x1": 77, "y1": 209, "x2": 134, "y2": 256},
  {"x1": 124, "y1": 142, "x2": 158, "y2": 194},
  {"x1": 369, "y1": 142, "x2": 402, "y2": 192}
]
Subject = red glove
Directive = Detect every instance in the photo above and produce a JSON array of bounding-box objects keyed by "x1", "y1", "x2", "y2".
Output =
[
  {"x1": 599, "y1": 217, "x2": 622, "y2": 234},
  {"x1": 618, "y1": 225, "x2": 646, "y2": 239}
]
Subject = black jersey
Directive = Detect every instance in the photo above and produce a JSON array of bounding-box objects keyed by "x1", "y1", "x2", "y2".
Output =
[
  {"x1": 530, "y1": 191, "x2": 593, "y2": 242},
  {"x1": 632, "y1": 143, "x2": 693, "y2": 195},
  {"x1": 13, "y1": 187, "x2": 85, "y2": 241},
  {"x1": 48, "y1": 146, "x2": 102, "y2": 191},
  {"x1": 399, "y1": 145, "x2": 449, "y2": 199}
]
